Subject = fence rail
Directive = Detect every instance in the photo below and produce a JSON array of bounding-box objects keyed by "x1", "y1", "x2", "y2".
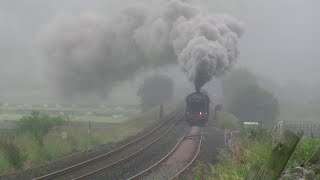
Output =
[{"x1": 284, "y1": 122, "x2": 320, "y2": 138}]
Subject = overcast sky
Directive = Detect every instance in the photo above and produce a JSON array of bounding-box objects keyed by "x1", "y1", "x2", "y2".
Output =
[{"x1": 0, "y1": 0, "x2": 319, "y2": 99}]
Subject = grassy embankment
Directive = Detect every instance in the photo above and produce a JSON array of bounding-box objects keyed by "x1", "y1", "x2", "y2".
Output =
[
  {"x1": 0, "y1": 99, "x2": 182, "y2": 174},
  {"x1": 194, "y1": 131, "x2": 320, "y2": 179},
  {"x1": 192, "y1": 108, "x2": 320, "y2": 179}
]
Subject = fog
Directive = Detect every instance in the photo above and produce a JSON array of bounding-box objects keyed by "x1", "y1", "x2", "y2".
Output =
[{"x1": 0, "y1": 0, "x2": 319, "y2": 104}]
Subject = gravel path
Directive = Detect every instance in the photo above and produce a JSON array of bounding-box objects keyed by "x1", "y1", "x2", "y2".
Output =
[{"x1": 165, "y1": 126, "x2": 200, "y2": 165}]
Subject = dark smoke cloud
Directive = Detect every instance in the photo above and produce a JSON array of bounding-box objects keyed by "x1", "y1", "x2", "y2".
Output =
[
  {"x1": 40, "y1": 0, "x2": 244, "y2": 101},
  {"x1": 174, "y1": 14, "x2": 244, "y2": 91}
]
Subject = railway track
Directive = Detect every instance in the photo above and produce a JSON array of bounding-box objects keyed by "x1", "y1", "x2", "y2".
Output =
[
  {"x1": 32, "y1": 111, "x2": 182, "y2": 180},
  {"x1": 170, "y1": 136, "x2": 203, "y2": 180},
  {"x1": 128, "y1": 126, "x2": 204, "y2": 180}
]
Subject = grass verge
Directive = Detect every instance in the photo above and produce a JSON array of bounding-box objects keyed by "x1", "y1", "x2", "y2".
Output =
[
  {"x1": 192, "y1": 127, "x2": 320, "y2": 179},
  {"x1": 0, "y1": 100, "x2": 182, "y2": 174}
]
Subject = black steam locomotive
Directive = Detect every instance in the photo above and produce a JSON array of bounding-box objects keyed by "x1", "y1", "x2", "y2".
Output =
[{"x1": 185, "y1": 91, "x2": 210, "y2": 126}]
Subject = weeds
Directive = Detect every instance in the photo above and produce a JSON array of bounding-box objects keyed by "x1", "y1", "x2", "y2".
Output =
[
  {"x1": 287, "y1": 138, "x2": 320, "y2": 168},
  {"x1": 192, "y1": 161, "x2": 213, "y2": 180},
  {"x1": 193, "y1": 126, "x2": 320, "y2": 179},
  {"x1": 0, "y1": 103, "x2": 173, "y2": 173},
  {"x1": 0, "y1": 138, "x2": 27, "y2": 169},
  {"x1": 0, "y1": 151, "x2": 10, "y2": 171},
  {"x1": 17, "y1": 111, "x2": 66, "y2": 146}
]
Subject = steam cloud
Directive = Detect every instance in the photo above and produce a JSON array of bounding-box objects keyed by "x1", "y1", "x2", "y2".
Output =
[{"x1": 40, "y1": 0, "x2": 244, "y2": 101}]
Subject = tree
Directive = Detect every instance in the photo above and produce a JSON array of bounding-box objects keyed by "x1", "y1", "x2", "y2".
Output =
[
  {"x1": 222, "y1": 69, "x2": 279, "y2": 124},
  {"x1": 222, "y1": 68, "x2": 258, "y2": 105},
  {"x1": 138, "y1": 75, "x2": 174, "y2": 111},
  {"x1": 17, "y1": 111, "x2": 66, "y2": 146},
  {"x1": 228, "y1": 85, "x2": 279, "y2": 124}
]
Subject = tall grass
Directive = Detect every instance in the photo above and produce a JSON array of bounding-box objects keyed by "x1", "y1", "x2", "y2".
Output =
[
  {"x1": 0, "y1": 101, "x2": 179, "y2": 173},
  {"x1": 0, "y1": 138, "x2": 27, "y2": 170},
  {"x1": 17, "y1": 111, "x2": 66, "y2": 146},
  {"x1": 0, "y1": 151, "x2": 10, "y2": 171},
  {"x1": 287, "y1": 138, "x2": 320, "y2": 168},
  {"x1": 193, "y1": 127, "x2": 320, "y2": 179}
]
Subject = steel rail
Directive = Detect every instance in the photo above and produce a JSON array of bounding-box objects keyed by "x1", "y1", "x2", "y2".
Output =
[
  {"x1": 34, "y1": 112, "x2": 179, "y2": 180},
  {"x1": 73, "y1": 118, "x2": 182, "y2": 180},
  {"x1": 169, "y1": 135, "x2": 203, "y2": 180},
  {"x1": 127, "y1": 129, "x2": 191, "y2": 180}
]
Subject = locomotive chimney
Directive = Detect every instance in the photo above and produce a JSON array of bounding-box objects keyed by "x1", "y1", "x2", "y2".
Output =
[{"x1": 195, "y1": 87, "x2": 200, "y2": 93}]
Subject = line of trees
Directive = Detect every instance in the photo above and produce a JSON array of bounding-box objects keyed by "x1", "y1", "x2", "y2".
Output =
[{"x1": 222, "y1": 69, "x2": 279, "y2": 124}]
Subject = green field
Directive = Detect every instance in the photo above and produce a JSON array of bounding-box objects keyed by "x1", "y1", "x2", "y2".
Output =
[
  {"x1": 0, "y1": 106, "x2": 140, "y2": 123},
  {"x1": 0, "y1": 99, "x2": 183, "y2": 174}
]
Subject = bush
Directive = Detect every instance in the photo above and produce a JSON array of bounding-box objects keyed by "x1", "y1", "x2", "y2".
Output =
[
  {"x1": 42, "y1": 133, "x2": 71, "y2": 160},
  {"x1": 218, "y1": 111, "x2": 241, "y2": 130},
  {"x1": 14, "y1": 133, "x2": 44, "y2": 163},
  {"x1": 0, "y1": 138, "x2": 27, "y2": 169},
  {"x1": 197, "y1": 126, "x2": 320, "y2": 179},
  {"x1": 209, "y1": 132, "x2": 274, "y2": 179},
  {"x1": 17, "y1": 111, "x2": 66, "y2": 146}
]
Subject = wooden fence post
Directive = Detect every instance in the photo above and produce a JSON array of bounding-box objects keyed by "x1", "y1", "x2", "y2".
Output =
[{"x1": 246, "y1": 130, "x2": 300, "y2": 180}]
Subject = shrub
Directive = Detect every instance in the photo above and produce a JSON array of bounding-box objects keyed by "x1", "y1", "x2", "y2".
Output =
[
  {"x1": 209, "y1": 135, "x2": 274, "y2": 179},
  {"x1": 14, "y1": 132, "x2": 43, "y2": 163},
  {"x1": 192, "y1": 161, "x2": 214, "y2": 180},
  {"x1": 218, "y1": 111, "x2": 241, "y2": 130},
  {"x1": 42, "y1": 133, "x2": 71, "y2": 160},
  {"x1": 201, "y1": 127, "x2": 320, "y2": 179},
  {"x1": 0, "y1": 138, "x2": 27, "y2": 169},
  {"x1": 17, "y1": 111, "x2": 66, "y2": 146}
]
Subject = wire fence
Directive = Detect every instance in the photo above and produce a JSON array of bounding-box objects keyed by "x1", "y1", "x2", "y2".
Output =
[
  {"x1": 284, "y1": 122, "x2": 320, "y2": 138},
  {"x1": 223, "y1": 121, "x2": 320, "y2": 151}
]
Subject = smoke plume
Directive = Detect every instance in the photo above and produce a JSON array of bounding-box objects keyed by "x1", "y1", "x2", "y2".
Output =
[{"x1": 40, "y1": 0, "x2": 244, "y2": 101}]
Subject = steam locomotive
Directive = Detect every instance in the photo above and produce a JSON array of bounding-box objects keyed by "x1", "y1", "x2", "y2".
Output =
[{"x1": 185, "y1": 91, "x2": 210, "y2": 126}]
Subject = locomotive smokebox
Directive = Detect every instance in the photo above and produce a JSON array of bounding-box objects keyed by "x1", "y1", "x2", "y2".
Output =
[{"x1": 185, "y1": 91, "x2": 210, "y2": 126}]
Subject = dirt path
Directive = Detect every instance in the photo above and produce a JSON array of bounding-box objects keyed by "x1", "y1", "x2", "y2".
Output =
[{"x1": 165, "y1": 126, "x2": 200, "y2": 164}]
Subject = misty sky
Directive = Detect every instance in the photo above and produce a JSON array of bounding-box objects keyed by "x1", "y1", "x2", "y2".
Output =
[{"x1": 0, "y1": 0, "x2": 319, "y2": 100}]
